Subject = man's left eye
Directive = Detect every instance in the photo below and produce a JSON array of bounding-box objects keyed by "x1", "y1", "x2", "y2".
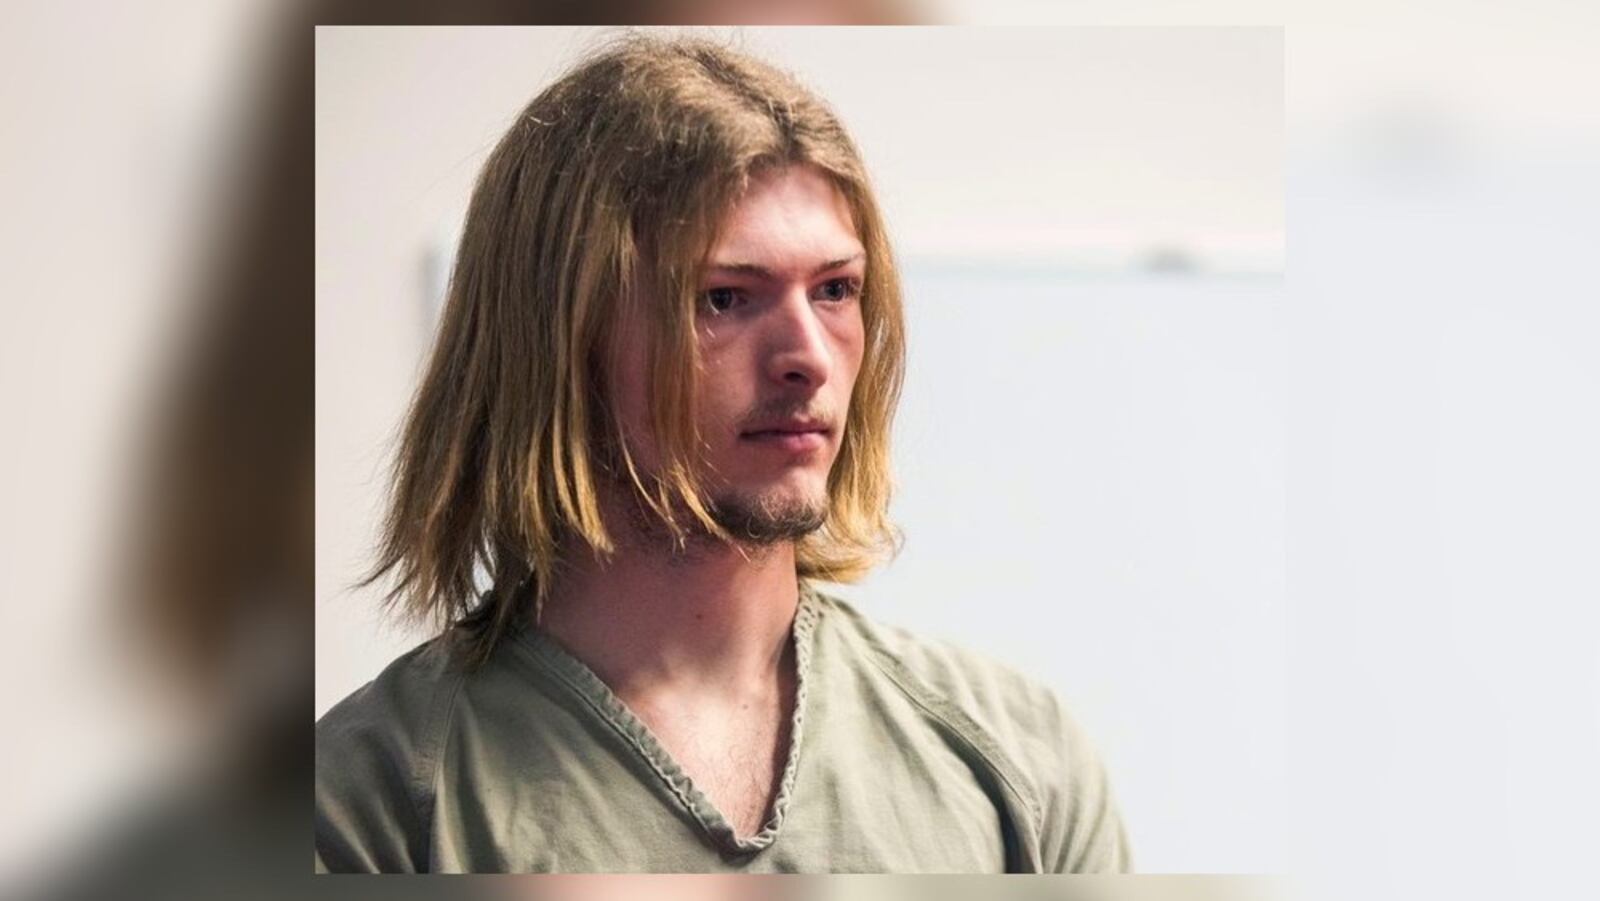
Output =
[{"x1": 813, "y1": 278, "x2": 860, "y2": 302}]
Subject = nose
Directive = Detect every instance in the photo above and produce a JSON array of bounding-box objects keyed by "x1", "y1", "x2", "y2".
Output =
[{"x1": 763, "y1": 288, "x2": 832, "y2": 389}]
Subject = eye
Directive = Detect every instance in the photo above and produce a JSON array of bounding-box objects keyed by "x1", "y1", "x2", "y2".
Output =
[
  {"x1": 702, "y1": 287, "x2": 742, "y2": 314},
  {"x1": 813, "y1": 277, "x2": 861, "y2": 303}
]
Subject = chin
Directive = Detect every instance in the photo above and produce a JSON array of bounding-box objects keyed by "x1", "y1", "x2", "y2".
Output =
[
  {"x1": 709, "y1": 482, "x2": 829, "y2": 543},
  {"x1": 755, "y1": 476, "x2": 829, "y2": 510}
]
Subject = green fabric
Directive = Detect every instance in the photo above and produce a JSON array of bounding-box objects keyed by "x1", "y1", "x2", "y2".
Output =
[{"x1": 315, "y1": 588, "x2": 1131, "y2": 873}]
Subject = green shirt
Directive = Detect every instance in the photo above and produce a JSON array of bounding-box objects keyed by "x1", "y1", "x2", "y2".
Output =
[{"x1": 315, "y1": 588, "x2": 1131, "y2": 873}]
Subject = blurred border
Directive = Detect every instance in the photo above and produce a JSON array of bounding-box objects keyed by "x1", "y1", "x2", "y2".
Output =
[{"x1": 6, "y1": 0, "x2": 1597, "y2": 898}]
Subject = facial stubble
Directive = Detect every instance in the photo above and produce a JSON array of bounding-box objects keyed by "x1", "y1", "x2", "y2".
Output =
[{"x1": 598, "y1": 435, "x2": 829, "y2": 560}]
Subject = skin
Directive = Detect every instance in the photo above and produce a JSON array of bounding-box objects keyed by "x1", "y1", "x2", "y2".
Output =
[{"x1": 541, "y1": 163, "x2": 867, "y2": 838}]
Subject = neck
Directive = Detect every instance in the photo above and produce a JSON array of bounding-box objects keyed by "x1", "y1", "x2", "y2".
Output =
[{"x1": 539, "y1": 514, "x2": 802, "y2": 702}]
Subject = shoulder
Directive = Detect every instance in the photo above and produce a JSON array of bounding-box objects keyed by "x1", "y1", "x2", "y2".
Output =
[
  {"x1": 812, "y1": 589, "x2": 1132, "y2": 873},
  {"x1": 814, "y1": 589, "x2": 1064, "y2": 745},
  {"x1": 315, "y1": 635, "x2": 467, "y2": 873}
]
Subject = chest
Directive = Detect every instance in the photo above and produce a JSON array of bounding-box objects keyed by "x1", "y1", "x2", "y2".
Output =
[
  {"x1": 430, "y1": 711, "x2": 1013, "y2": 873},
  {"x1": 427, "y1": 667, "x2": 1015, "y2": 872},
  {"x1": 634, "y1": 696, "x2": 793, "y2": 838}
]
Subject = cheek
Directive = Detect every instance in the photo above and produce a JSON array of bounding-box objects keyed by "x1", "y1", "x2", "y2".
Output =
[
  {"x1": 610, "y1": 388, "x2": 653, "y2": 467},
  {"x1": 618, "y1": 383, "x2": 650, "y2": 441},
  {"x1": 605, "y1": 349, "x2": 659, "y2": 462},
  {"x1": 834, "y1": 309, "x2": 867, "y2": 385},
  {"x1": 695, "y1": 348, "x2": 753, "y2": 435}
]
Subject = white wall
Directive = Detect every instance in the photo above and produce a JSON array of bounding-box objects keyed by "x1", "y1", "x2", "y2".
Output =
[{"x1": 315, "y1": 25, "x2": 1284, "y2": 873}]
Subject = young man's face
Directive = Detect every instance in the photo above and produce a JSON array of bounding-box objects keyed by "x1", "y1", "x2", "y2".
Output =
[{"x1": 611, "y1": 164, "x2": 867, "y2": 542}]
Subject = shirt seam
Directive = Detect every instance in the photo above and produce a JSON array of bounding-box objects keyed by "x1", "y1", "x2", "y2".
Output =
[
  {"x1": 868, "y1": 651, "x2": 1044, "y2": 826},
  {"x1": 852, "y1": 627, "x2": 1045, "y2": 832},
  {"x1": 412, "y1": 657, "x2": 468, "y2": 874},
  {"x1": 509, "y1": 591, "x2": 819, "y2": 857},
  {"x1": 529, "y1": 645, "x2": 720, "y2": 840}
]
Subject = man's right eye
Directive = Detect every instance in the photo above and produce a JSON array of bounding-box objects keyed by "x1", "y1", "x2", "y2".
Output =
[{"x1": 703, "y1": 287, "x2": 741, "y2": 314}]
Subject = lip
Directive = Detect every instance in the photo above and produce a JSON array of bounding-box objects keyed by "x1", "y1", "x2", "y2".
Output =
[{"x1": 739, "y1": 427, "x2": 830, "y2": 453}]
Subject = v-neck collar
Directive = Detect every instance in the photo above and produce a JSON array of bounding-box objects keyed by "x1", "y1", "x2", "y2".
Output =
[{"x1": 518, "y1": 586, "x2": 821, "y2": 856}]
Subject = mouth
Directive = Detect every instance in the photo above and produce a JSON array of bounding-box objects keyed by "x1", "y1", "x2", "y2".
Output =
[{"x1": 739, "y1": 423, "x2": 832, "y2": 454}]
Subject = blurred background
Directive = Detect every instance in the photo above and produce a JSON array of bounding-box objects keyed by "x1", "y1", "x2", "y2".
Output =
[
  {"x1": 1, "y1": 2, "x2": 1595, "y2": 898},
  {"x1": 314, "y1": 26, "x2": 1285, "y2": 875}
]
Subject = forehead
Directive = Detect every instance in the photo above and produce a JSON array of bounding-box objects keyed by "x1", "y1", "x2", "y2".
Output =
[{"x1": 706, "y1": 165, "x2": 864, "y2": 271}]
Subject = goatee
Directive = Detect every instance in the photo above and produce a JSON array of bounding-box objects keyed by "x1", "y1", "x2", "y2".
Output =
[{"x1": 706, "y1": 492, "x2": 827, "y2": 545}]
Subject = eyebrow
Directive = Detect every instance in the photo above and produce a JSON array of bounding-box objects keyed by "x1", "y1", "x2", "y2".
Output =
[{"x1": 704, "y1": 252, "x2": 865, "y2": 281}]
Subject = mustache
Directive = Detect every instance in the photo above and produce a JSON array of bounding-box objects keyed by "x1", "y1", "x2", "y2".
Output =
[{"x1": 736, "y1": 398, "x2": 841, "y2": 432}]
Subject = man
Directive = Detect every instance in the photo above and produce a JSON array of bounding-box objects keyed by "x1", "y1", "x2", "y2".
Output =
[{"x1": 316, "y1": 34, "x2": 1130, "y2": 873}]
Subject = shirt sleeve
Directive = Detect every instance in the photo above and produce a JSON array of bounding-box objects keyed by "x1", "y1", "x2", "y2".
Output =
[
  {"x1": 315, "y1": 648, "x2": 463, "y2": 874},
  {"x1": 1036, "y1": 692, "x2": 1133, "y2": 873},
  {"x1": 315, "y1": 693, "x2": 432, "y2": 873}
]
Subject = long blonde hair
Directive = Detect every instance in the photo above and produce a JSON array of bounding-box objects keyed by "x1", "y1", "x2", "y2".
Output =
[{"x1": 363, "y1": 34, "x2": 906, "y2": 665}]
